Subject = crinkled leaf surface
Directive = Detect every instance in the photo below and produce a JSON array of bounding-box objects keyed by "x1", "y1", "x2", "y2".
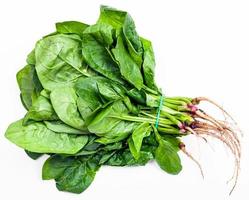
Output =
[
  {"x1": 50, "y1": 87, "x2": 85, "y2": 130},
  {"x1": 5, "y1": 120, "x2": 88, "y2": 154},
  {"x1": 23, "y1": 95, "x2": 58, "y2": 124},
  {"x1": 17, "y1": 64, "x2": 42, "y2": 110},
  {"x1": 35, "y1": 34, "x2": 87, "y2": 90},
  {"x1": 112, "y1": 36, "x2": 143, "y2": 89},
  {"x1": 56, "y1": 21, "x2": 89, "y2": 35},
  {"x1": 42, "y1": 155, "x2": 100, "y2": 194}
]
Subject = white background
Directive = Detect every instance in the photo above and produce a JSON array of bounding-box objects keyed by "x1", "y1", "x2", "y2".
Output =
[{"x1": 0, "y1": 0, "x2": 248, "y2": 199}]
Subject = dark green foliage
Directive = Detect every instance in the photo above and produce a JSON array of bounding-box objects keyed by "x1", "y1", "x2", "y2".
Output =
[{"x1": 5, "y1": 6, "x2": 194, "y2": 194}]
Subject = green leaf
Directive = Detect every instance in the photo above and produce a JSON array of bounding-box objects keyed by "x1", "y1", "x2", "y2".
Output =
[
  {"x1": 127, "y1": 88, "x2": 146, "y2": 104},
  {"x1": 141, "y1": 38, "x2": 158, "y2": 90},
  {"x1": 88, "y1": 100, "x2": 137, "y2": 139},
  {"x1": 128, "y1": 122, "x2": 151, "y2": 159},
  {"x1": 35, "y1": 34, "x2": 87, "y2": 90},
  {"x1": 42, "y1": 155, "x2": 100, "y2": 194},
  {"x1": 122, "y1": 14, "x2": 143, "y2": 66},
  {"x1": 95, "y1": 132, "x2": 131, "y2": 145},
  {"x1": 132, "y1": 122, "x2": 151, "y2": 152},
  {"x1": 82, "y1": 25, "x2": 123, "y2": 83},
  {"x1": 56, "y1": 21, "x2": 89, "y2": 35},
  {"x1": 84, "y1": 23, "x2": 114, "y2": 46},
  {"x1": 75, "y1": 136, "x2": 102, "y2": 156},
  {"x1": 105, "y1": 148, "x2": 153, "y2": 166},
  {"x1": 97, "y1": 78, "x2": 125, "y2": 101},
  {"x1": 112, "y1": 35, "x2": 143, "y2": 89},
  {"x1": 25, "y1": 150, "x2": 43, "y2": 160},
  {"x1": 98, "y1": 6, "x2": 143, "y2": 66},
  {"x1": 97, "y1": 6, "x2": 127, "y2": 29},
  {"x1": 50, "y1": 87, "x2": 86, "y2": 130},
  {"x1": 127, "y1": 137, "x2": 139, "y2": 159},
  {"x1": 26, "y1": 49, "x2": 36, "y2": 65},
  {"x1": 16, "y1": 64, "x2": 43, "y2": 110},
  {"x1": 44, "y1": 121, "x2": 87, "y2": 134},
  {"x1": 75, "y1": 77, "x2": 105, "y2": 121},
  {"x1": 102, "y1": 142, "x2": 123, "y2": 151},
  {"x1": 155, "y1": 139, "x2": 182, "y2": 175},
  {"x1": 143, "y1": 132, "x2": 158, "y2": 146},
  {"x1": 98, "y1": 151, "x2": 116, "y2": 164},
  {"x1": 42, "y1": 155, "x2": 76, "y2": 180},
  {"x1": 5, "y1": 120, "x2": 88, "y2": 154},
  {"x1": 161, "y1": 135, "x2": 181, "y2": 150},
  {"x1": 23, "y1": 95, "x2": 58, "y2": 125}
]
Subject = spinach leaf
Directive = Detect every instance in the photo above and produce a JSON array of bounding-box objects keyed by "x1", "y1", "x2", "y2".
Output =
[
  {"x1": 97, "y1": 78, "x2": 125, "y2": 101},
  {"x1": 42, "y1": 155, "x2": 100, "y2": 194},
  {"x1": 97, "y1": 6, "x2": 127, "y2": 30},
  {"x1": 128, "y1": 122, "x2": 151, "y2": 159},
  {"x1": 35, "y1": 34, "x2": 87, "y2": 90},
  {"x1": 155, "y1": 139, "x2": 182, "y2": 175},
  {"x1": 82, "y1": 24, "x2": 123, "y2": 83},
  {"x1": 102, "y1": 142, "x2": 123, "y2": 151},
  {"x1": 98, "y1": 151, "x2": 116, "y2": 164},
  {"x1": 75, "y1": 76, "x2": 106, "y2": 120},
  {"x1": 25, "y1": 150, "x2": 43, "y2": 160},
  {"x1": 105, "y1": 148, "x2": 153, "y2": 166},
  {"x1": 5, "y1": 6, "x2": 197, "y2": 195},
  {"x1": 95, "y1": 133, "x2": 131, "y2": 145},
  {"x1": 23, "y1": 95, "x2": 58, "y2": 125},
  {"x1": 88, "y1": 100, "x2": 137, "y2": 139},
  {"x1": 50, "y1": 87, "x2": 86, "y2": 130},
  {"x1": 5, "y1": 120, "x2": 88, "y2": 154},
  {"x1": 98, "y1": 6, "x2": 143, "y2": 66},
  {"x1": 112, "y1": 35, "x2": 143, "y2": 89},
  {"x1": 141, "y1": 38, "x2": 158, "y2": 90},
  {"x1": 127, "y1": 88, "x2": 146, "y2": 104},
  {"x1": 44, "y1": 121, "x2": 87, "y2": 134},
  {"x1": 17, "y1": 64, "x2": 42, "y2": 110},
  {"x1": 56, "y1": 21, "x2": 89, "y2": 35}
]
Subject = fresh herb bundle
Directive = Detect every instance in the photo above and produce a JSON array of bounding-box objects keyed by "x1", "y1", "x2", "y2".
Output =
[{"x1": 5, "y1": 6, "x2": 240, "y2": 194}]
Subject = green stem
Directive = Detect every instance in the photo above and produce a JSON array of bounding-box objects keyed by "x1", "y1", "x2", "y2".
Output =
[
  {"x1": 160, "y1": 110, "x2": 182, "y2": 126},
  {"x1": 158, "y1": 127, "x2": 183, "y2": 135},
  {"x1": 142, "y1": 85, "x2": 159, "y2": 95},
  {"x1": 140, "y1": 111, "x2": 157, "y2": 119},
  {"x1": 163, "y1": 98, "x2": 187, "y2": 106},
  {"x1": 110, "y1": 114, "x2": 174, "y2": 127},
  {"x1": 166, "y1": 97, "x2": 193, "y2": 104}
]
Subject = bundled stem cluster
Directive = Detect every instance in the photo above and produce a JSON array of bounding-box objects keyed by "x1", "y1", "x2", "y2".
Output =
[{"x1": 4, "y1": 6, "x2": 241, "y2": 194}]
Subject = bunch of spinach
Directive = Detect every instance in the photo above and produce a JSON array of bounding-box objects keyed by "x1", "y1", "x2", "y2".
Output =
[{"x1": 5, "y1": 6, "x2": 240, "y2": 194}]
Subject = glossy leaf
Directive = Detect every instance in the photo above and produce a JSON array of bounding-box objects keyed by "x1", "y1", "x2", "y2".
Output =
[
  {"x1": 44, "y1": 121, "x2": 87, "y2": 134},
  {"x1": 141, "y1": 38, "x2": 158, "y2": 90},
  {"x1": 105, "y1": 148, "x2": 153, "y2": 166},
  {"x1": 23, "y1": 95, "x2": 58, "y2": 124},
  {"x1": 112, "y1": 35, "x2": 143, "y2": 89},
  {"x1": 88, "y1": 100, "x2": 137, "y2": 139},
  {"x1": 98, "y1": 6, "x2": 143, "y2": 66},
  {"x1": 129, "y1": 122, "x2": 151, "y2": 159},
  {"x1": 56, "y1": 21, "x2": 89, "y2": 35},
  {"x1": 42, "y1": 155, "x2": 100, "y2": 194},
  {"x1": 5, "y1": 120, "x2": 88, "y2": 154},
  {"x1": 16, "y1": 64, "x2": 42, "y2": 110},
  {"x1": 50, "y1": 87, "x2": 86, "y2": 130},
  {"x1": 155, "y1": 139, "x2": 182, "y2": 175},
  {"x1": 35, "y1": 34, "x2": 87, "y2": 90},
  {"x1": 82, "y1": 24, "x2": 123, "y2": 83},
  {"x1": 75, "y1": 77, "x2": 105, "y2": 121}
]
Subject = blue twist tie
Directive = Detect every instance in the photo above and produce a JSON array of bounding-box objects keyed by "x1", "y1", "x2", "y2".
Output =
[{"x1": 155, "y1": 95, "x2": 164, "y2": 129}]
